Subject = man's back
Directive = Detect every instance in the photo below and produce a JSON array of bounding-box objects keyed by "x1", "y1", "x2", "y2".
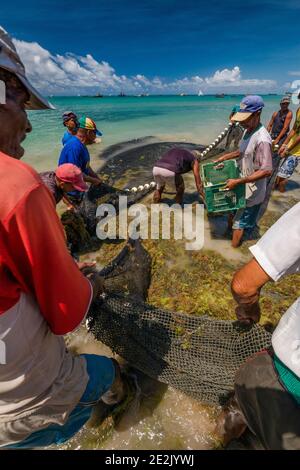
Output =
[
  {"x1": 155, "y1": 148, "x2": 195, "y2": 174},
  {"x1": 58, "y1": 136, "x2": 90, "y2": 174}
]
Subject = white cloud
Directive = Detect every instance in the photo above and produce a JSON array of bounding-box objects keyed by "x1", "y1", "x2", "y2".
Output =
[
  {"x1": 205, "y1": 66, "x2": 276, "y2": 89},
  {"x1": 13, "y1": 38, "x2": 277, "y2": 95}
]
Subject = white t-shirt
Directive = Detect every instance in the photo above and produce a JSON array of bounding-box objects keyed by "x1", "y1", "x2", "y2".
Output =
[
  {"x1": 238, "y1": 125, "x2": 273, "y2": 207},
  {"x1": 249, "y1": 202, "x2": 300, "y2": 376}
]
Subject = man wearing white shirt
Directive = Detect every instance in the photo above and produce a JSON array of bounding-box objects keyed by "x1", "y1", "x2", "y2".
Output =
[
  {"x1": 215, "y1": 96, "x2": 273, "y2": 248},
  {"x1": 215, "y1": 202, "x2": 300, "y2": 449}
]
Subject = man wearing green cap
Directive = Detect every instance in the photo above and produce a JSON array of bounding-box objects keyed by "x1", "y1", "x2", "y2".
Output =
[
  {"x1": 58, "y1": 115, "x2": 102, "y2": 187},
  {"x1": 0, "y1": 26, "x2": 126, "y2": 449}
]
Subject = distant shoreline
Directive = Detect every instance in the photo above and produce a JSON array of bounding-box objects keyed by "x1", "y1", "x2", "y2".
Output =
[{"x1": 46, "y1": 93, "x2": 280, "y2": 99}]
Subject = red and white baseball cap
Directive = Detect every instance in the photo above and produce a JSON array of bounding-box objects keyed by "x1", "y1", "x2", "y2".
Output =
[
  {"x1": 0, "y1": 26, "x2": 54, "y2": 110},
  {"x1": 55, "y1": 164, "x2": 88, "y2": 192}
]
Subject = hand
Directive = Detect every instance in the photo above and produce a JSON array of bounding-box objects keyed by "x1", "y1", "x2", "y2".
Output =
[
  {"x1": 214, "y1": 162, "x2": 225, "y2": 170},
  {"x1": 278, "y1": 145, "x2": 288, "y2": 157},
  {"x1": 235, "y1": 303, "x2": 260, "y2": 325},
  {"x1": 225, "y1": 179, "x2": 240, "y2": 190},
  {"x1": 77, "y1": 261, "x2": 97, "y2": 275},
  {"x1": 199, "y1": 189, "x2": 205, "y2": 201},
  {"x1": 214, "y1": 157, "x2": 224, "y2": 164},
  {"x1": 91, "y1": 177, "x2": 102, "y2": 186}
]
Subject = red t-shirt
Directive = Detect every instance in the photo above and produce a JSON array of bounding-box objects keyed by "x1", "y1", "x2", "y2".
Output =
[{"x1": 0, "y1": 151, "x2": 92, "y2": 335}]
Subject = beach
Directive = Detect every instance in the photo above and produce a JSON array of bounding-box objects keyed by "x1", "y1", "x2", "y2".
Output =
[
  {"x1": 38, "y1": 98, "x2": 299, "y2": 450},
  {"x1": 0, "y1": 90, "x2": 298, "y2": 450}
]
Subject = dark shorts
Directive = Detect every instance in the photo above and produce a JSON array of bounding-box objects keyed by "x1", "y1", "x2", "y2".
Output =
[
  {"x1": 232, "y1": 203, "x2": 261, "y2": 230},
  {"x1": 235, "y1": 350, "x2": 300, "y2": 450},
  {"x1": 4, "y1": 354, "x2": 115, "y2": 449}
]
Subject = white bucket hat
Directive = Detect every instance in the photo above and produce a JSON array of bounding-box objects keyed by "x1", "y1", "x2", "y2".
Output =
[{"x1": 0, "y1": 26, "x2": 54, "y2": 110}]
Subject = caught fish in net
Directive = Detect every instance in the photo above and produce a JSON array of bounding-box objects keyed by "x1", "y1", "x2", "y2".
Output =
[{"x1": 87, "y1": 239, "x2": 272, "y2": 406}]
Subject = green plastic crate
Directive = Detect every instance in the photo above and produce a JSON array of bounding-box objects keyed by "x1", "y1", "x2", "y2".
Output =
[{"x1": 201, "y1": 160, "x2": 246, "y2": 213}]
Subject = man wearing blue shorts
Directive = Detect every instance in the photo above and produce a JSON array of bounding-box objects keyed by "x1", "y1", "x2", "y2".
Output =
[{"x1": 215, "y1": 96, "x2": 273, "y2": 247}]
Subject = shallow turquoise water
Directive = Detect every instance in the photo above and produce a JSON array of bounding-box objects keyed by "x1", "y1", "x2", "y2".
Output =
[{"x1": 23, "y1": 95, "x2": 293, "y2": 172}]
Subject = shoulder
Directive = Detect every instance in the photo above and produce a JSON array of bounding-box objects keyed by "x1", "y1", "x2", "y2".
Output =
[
  {"x1": 64, "y1": 136, "x2": 80, "y2": 149},
  {"x1": 257, "y1": 126, "x2": 272, "y2": 144},
  {"x1": 60, "y1": 137, "x2": 83, "y2": 157},
  {"x1": 0, "y1": 152, "x2": 45, "y2": 219}
]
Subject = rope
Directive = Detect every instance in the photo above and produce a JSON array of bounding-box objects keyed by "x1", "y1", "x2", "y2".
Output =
[{"x1": 115, "y1": 122, "x2": 234, "y2": 194}]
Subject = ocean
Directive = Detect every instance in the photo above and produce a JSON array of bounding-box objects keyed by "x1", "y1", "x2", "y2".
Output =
[{"x1": 23, "y1": 95, "x2": 293, "y2": 172}]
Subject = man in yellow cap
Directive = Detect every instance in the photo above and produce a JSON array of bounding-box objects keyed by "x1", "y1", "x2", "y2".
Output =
[{"x1": 58, "y1": 115, "x2": 102, "y2": 188}]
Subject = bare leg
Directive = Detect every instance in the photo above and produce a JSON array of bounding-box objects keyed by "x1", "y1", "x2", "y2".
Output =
[
  {"x1": 227, "y1": 213, "x2": 234, "y2": 231},
  {"x1": 153, "y1": 185, "x2": 165, "y2": 203},
  {"x1": 232, "y1": 228, "x2": 244, "y2": 248},
  {"x1": 175, "y1": 186, "x2": 184, "y2": 204},
  {"x1": 278, "y1": 177, "x2": 287, "y2": 193},
  {"x1": 175, "y1": 175, "x2": 185, "y2": 204}
]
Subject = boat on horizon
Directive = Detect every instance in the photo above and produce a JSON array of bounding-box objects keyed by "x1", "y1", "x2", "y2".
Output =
[
  {"x1": 119, "y1": 91, "x2": 126, "y2": 97},
  {"x1": 215, "y1": 93, "x2": 225, "y2": 98}
]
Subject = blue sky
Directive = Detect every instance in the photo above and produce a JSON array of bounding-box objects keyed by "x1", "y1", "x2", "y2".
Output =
[{"x1": 2, "y1": 0, "x2": 300, "y2": 94}]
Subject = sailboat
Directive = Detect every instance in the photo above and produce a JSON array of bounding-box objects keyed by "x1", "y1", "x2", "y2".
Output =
[{"x1": 198, "y1": 89, "x2": 204, "y2": 96}]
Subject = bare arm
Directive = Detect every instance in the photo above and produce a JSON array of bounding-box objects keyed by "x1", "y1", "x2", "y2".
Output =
[
  {"x1": 215, "y1": 150, "x2": 240, "y2": 163},
  {"x1": 83, "y1": 168, "x2": 102, "y2": 186},
  {"x1": 231, "y1": 258, "x2": 271, "y2": 323},
  {"x1": 225, "y1": 169, "x2": 272, "y2": 190},
  {"x1": 286, "y1": 134, "x2": 300, "y2": 154},
  {"x1": 267, "y1": 112, "x2": 276, "y2": 133},
  {"x1": 192, "y1": 159, "x2": 204, "y2": 198},
  {"x1": 273, "y1": 111, "x2": 293, "y2": 145}
]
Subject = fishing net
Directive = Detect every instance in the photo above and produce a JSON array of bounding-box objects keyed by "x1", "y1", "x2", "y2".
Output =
[
  {"x1": 60, "y1": 139, "x2": 225, "y2": 254},
  {"x1": 87, "y1": 239, "x2": 272, "y2": 406},
  {"x1": 74, "y1": 139, "x2": 272, "y2": 406}
]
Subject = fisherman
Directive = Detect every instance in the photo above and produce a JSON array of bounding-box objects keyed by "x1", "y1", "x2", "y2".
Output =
[
  {"x1": 0, "y1": 27, "x2": 126, "y2": 449},
  {"x1": 58, "y1": 115, "x2": 102, "y2": 187},
  {"x1": 225, "y1": 104, "x2": 243, "y2": 150},
  {"x1": 214, "y1": 96, "x2": 273, "y2": 248},
  {"x1": 276, "y1": 93, "x2": 300, "y2": 192},
  {"x1": 152, "y1": 147, "x2": 203, "y2": 204},
  {"x1": 39, "y1": 163, "x2": 88, "y2": 208},
  {"x1": 215, "y1": 201, "x2": 300, "y2": 450},
  {"x1": 62, "y1": 111, "x2": 79, "y2": 145},
  {"x1": 256, "y1": 97, "x2": 293, "y2": 221},
  {"x1": 267, "y1": 96, "x2": 293, "y2": 148}
]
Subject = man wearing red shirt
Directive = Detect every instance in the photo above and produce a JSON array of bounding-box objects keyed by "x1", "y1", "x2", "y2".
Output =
[{"x1": 0, "y1": 27, "x2": 125, "y2": 449}]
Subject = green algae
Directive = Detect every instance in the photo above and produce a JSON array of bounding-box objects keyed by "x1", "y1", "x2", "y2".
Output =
[{"x1": 87, "y1": 230, "x2": 299, "y2": 331}]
